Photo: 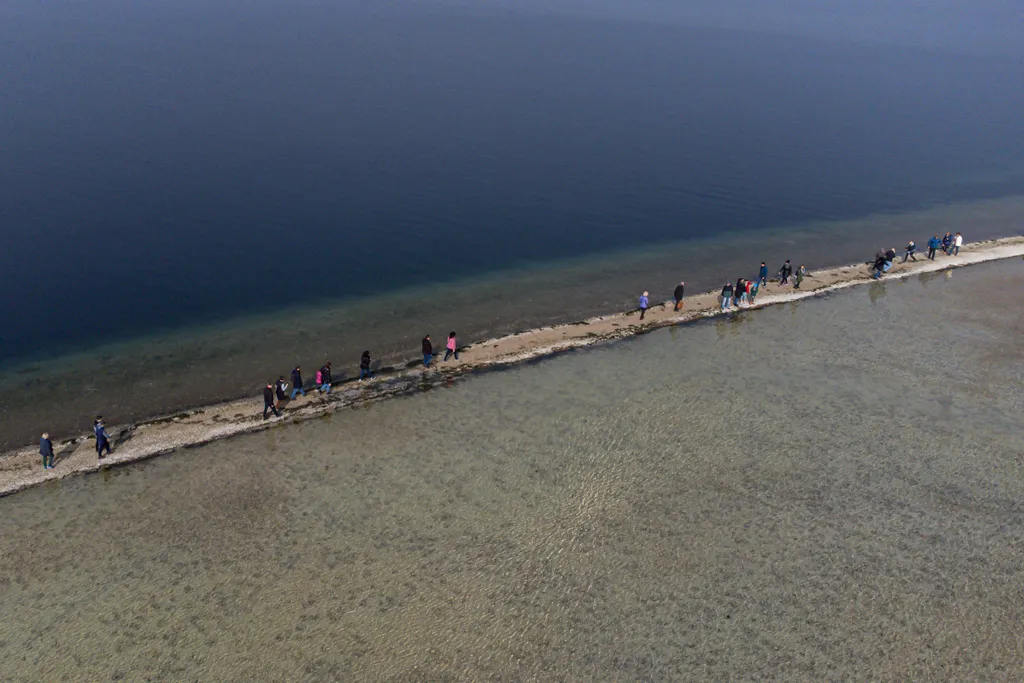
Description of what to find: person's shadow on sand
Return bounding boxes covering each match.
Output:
[53,440,80,467]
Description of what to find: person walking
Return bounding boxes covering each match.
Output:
[758,262,769,288]
[902,241,917,262]
[40,432,55,469]
[275,376,288,404]
[927,235,941,260]
[872,252,887,279]
[444,332,459,361]
[941,232,953,254]
[263,382,280,419]
[422,335,433,367]
[317,362,332,393]
[638,291,649,320]
[778,260,792,286]
[877,248,896,277]
[95,417,112,458]
[673,281,685,311]
[794,264,807,289]
[721,282,733,311]
[359,350,373,380]
[290,365,305,400]
[952,232,963,255]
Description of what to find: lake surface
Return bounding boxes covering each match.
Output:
[2,0,1023,359]
[2,258,1022,680]
[2,1,1023,445]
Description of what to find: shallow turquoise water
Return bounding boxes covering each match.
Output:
[1,259,1022,680]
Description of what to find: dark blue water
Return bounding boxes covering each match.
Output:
[2,0,1023,363]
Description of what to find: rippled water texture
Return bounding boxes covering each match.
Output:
[1,259,1022,680]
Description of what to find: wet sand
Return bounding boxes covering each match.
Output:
[2,235,1021,498]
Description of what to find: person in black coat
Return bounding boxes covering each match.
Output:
[290,366,305,400]
[360,351,373,380]
[317,362,333,393]
[778,260,793,285]
[673,281,686,311]
[263,383,280,419]
[422,336,433,367]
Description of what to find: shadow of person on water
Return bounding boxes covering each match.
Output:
[868,281,888,305]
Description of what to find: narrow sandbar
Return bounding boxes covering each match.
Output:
[2,236,1021,498]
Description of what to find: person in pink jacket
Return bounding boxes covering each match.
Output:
[444,331,459,361]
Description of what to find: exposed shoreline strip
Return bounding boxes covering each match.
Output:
[2,236,1022,498]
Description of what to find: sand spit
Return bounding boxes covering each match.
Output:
[2,236,1022,498]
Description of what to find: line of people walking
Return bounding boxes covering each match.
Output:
[38,331,466,471]
[261,331,462,422]
[878,231,965,279]
[39,232,969,471]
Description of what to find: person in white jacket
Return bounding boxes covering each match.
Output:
[952,232,963,255]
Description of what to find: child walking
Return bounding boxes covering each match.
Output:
[444,332,459,361]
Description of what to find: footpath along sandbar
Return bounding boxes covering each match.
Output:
[2,236,1022,498]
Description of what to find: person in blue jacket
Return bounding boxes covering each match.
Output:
[40,433,55,469]
[638,291,649,320]
[94,417,112,458]
[758,262,769,288]
[927,235,942,260]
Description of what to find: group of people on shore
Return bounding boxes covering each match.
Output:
[36,331,466,469]
[636,259,808,317]
[717,260,806,311]
[37,417,112,469]
[875,231,964,279]
[260,332,461,420]
[37,232,969,470]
